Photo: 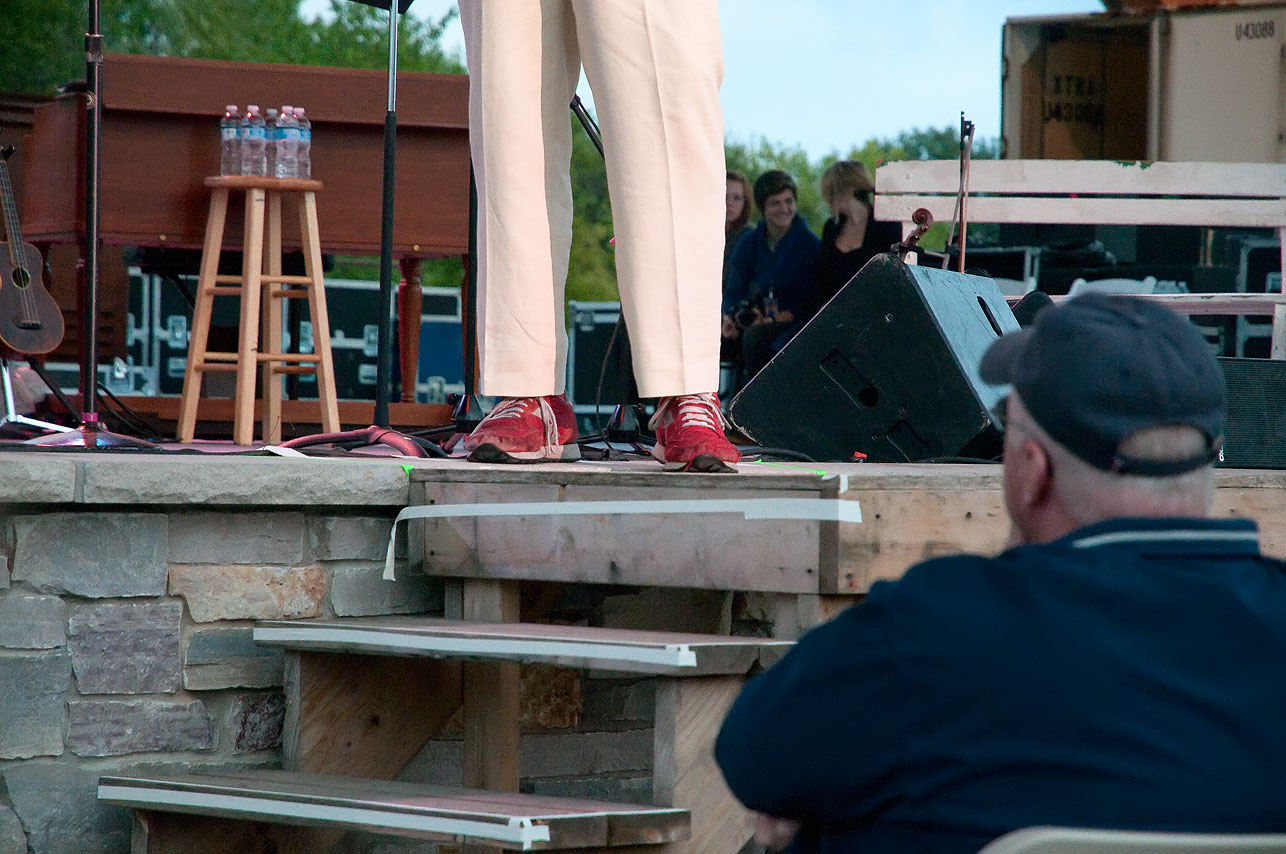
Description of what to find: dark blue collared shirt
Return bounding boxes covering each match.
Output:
[722,214,821,318]
[716,517,1286,854]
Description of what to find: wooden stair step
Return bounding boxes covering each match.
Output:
[99,769,689,850]
[254,616,793,676]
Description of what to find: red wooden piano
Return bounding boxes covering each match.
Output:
[19,53,471,427]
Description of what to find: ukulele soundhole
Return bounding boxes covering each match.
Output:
[11,267,30,288]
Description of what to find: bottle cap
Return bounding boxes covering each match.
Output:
[295,107,305,117]
[248,104,260,112]
[282,105,293,113]
[225,104,237,112]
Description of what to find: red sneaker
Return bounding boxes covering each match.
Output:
[465,395,580,463]
[648,392,740,473]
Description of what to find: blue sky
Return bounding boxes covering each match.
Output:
[305,1,1106,157]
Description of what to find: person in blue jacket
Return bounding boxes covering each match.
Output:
[715,293,1286,854]
[721,170,821,380]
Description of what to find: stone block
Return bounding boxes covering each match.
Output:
[3,761,131,854]
[521,729,653,778]
[169,564,325,622]
[0,554,9,589]
[11,513,167,598]
[403,729,654,785]
[227,691,286,753]
[0,455,78,503]
[67,698,214,757]
[579,678,655,730]
[67,599,182,694]
[168,512,306,565]
[0,593,66,649]
[309,516,402,561]
[526,776,652,806]
[183,625,284,690]
[0,804,25,854]
[0,651,70,759]
[81,455,411,506]
[328,562,440,618]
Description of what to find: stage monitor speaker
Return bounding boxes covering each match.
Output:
[727,254,1020,463]
[1216,357,1286,469]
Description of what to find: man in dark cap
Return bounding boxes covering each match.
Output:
[715,294,1286,854]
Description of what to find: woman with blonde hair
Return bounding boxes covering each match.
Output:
[724,169,755,277]
[816,160,902,308]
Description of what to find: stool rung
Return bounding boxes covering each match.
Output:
[202,352,239,362]
[192,363,239,373]
[207,286,244,297]
[213,275,243,285]
[271,366,319,376]
[256,353,321,363]
[261,274,313,286]
[269,288,312,299]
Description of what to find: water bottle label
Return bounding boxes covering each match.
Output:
[284,128,301,141]
[221,127,237,141]
[300,129,311,142]
[245,126,266,140]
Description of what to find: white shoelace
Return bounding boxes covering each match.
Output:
[647,392,729,433]
[480,396,561,455]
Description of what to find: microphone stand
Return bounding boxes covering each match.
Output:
[34,0,153,449]
[283,0,433,457]
[569,95,641,445]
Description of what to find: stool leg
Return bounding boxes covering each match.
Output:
[177,188,229,443]
[298,191,340,433]
[262,191,284,445]
[235,188,266,446]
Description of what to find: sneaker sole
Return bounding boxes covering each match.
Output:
[661,454,738,474]
[467,443,581,464]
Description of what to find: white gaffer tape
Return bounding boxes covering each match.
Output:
[383,497,862,580]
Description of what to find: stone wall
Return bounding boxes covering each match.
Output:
[0,453,436,854]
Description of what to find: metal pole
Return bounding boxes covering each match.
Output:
[373,3,399,428]
[82,0,104,420]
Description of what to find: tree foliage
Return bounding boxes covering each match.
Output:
[1,0,462,97]
[1,2,997,297]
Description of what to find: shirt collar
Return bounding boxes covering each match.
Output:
[1056,517,1261,556]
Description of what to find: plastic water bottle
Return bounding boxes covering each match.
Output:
[295,107,312,179]
[219,105,240,175]
[240,104,267,177]
[276,106,300,179]
[263,108,280,179]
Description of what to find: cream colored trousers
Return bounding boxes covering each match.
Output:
[459,0,726,398]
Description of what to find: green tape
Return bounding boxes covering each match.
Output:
[749,460,829,476]
[401,464,415,476]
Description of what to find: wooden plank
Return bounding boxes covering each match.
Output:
[283,651,461,777]
[105,770,690,850]
[876,195,1286,229]
[112,396,452,434]
[832,486,1009,595]
[876,159,1286,198]
[653,676,754,854]
[254,617,792,676]
[461,580,521,794]
[419,481,828,594]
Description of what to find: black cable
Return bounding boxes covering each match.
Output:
[593,315,624,436]
[96,380,158,438]
[914,455,1001,465]
[738,446,818,463]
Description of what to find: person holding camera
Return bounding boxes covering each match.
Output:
[721,170,821,381]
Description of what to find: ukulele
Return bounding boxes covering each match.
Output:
[0,146,64,357]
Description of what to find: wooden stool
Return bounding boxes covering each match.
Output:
[178,176,340,445]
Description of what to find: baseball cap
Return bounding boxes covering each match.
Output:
[980,293,1226,476]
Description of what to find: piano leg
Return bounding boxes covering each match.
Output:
[398,257,423,404]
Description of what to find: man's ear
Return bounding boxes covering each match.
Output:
[1013,436,1054,515]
